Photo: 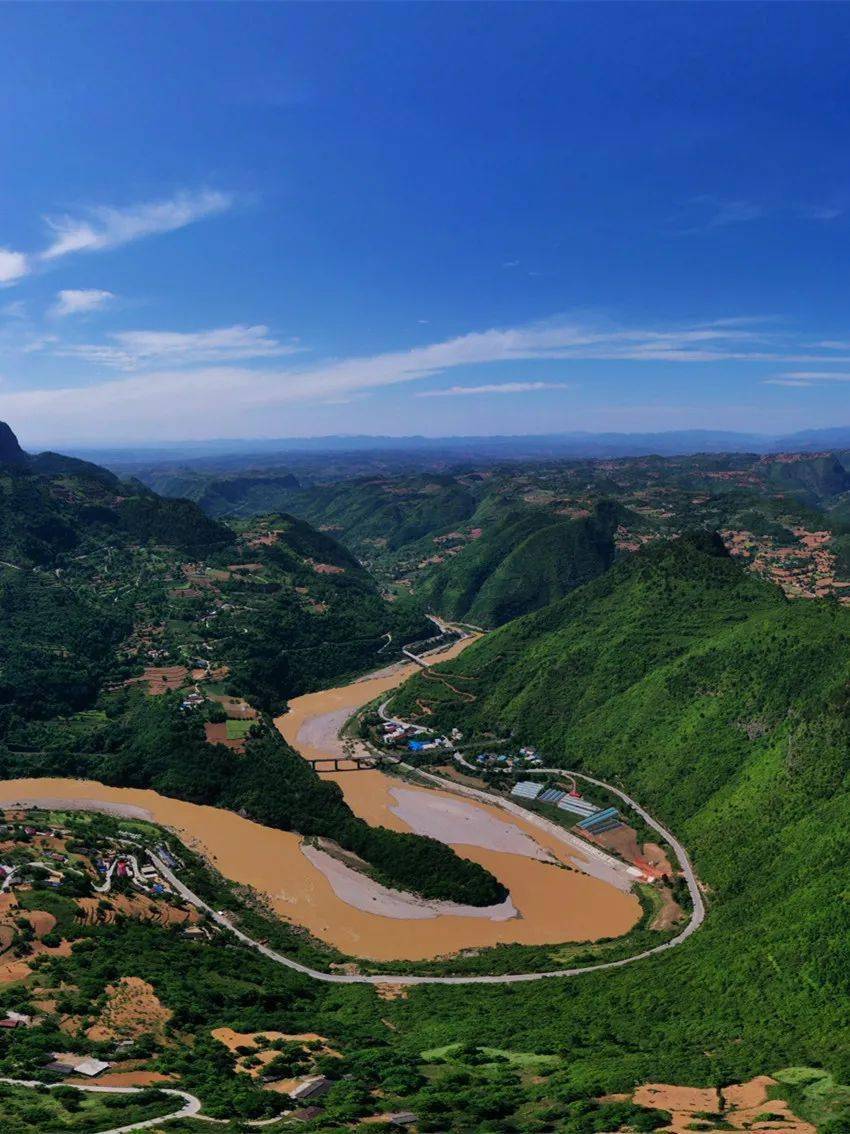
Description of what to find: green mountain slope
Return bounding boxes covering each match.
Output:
[389,534,850,1080]
[0,425,502,907]
[193,472,302,517]
[291,473,479,551]
[0,450,425,711]
[762,453,850,503]
[419,499,620,625]
[142,467,480,547]
[139,463,633,627]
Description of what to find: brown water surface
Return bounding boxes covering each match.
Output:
[0,633,639,961]
[273,636,641,957]
[0,776,638,959]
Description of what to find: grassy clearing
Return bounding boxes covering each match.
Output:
[225,718,252,740]
[15,889,80,938]
[421,1041,562,1067]
[0,1083,176,1133]
[771,1068,850,1128]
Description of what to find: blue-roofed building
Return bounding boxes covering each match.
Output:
[577,807,621,833]
[538,788,566,805]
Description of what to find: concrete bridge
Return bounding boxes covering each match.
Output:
[303,753,395,772]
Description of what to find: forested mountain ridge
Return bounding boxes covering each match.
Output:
[417,498,623,625]
[0,424,505,906]
[761,452,850,504]
[388,533,850,1080]
[139,466,627,625]
[134,447,850,627]
[0,424,426,712]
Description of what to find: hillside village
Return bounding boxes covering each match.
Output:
[181,449,850,617]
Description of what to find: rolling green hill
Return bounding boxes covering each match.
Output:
[288,473,480,551]
[0,441,427,713]
[388,533,850,1083]
[761,453,850,503]
[418,499,621,625]
[176,470,625,627]
[0,424,504,907]
[142,466,480,544]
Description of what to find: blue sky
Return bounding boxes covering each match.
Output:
[2,2,850,446]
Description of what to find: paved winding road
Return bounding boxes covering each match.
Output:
[148,622,706,986]
[150,760,704,986]
[0,1077,202,1133]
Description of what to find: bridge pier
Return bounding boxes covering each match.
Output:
[304,755,379,772]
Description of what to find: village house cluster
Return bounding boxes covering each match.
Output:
[722,526,850,603]
[379,720,547,775]
[380,721,460,753]
[0,818,85,893]
[470,746,544,772]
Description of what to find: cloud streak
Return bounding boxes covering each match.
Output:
[765,370,850,387]
[763,379,816,388]
[416,381,571,397]
[55,323,299,369]
[675,198,844,234]
[0,190,236,285]
[40,190,234,261]
[4,313,847,443]
[0,249,29,285]
[52,289,115,318]
[674,197,765,234]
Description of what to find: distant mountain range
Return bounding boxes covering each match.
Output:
[57,425,850,467]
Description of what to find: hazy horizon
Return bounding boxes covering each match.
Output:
[11,421,849,466]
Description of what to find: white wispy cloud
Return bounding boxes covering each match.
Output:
[56,323,298,369]
[676,197,765,233]
[0,190,236,288]
[766,370,850,385]
[0,249,29,285]
[798,204,843,221]
[707,200,764,227]
[763,379,816,388]
[4,313,846,443]
[677,197,844,234]
[416,381,571,398]
[51,289,115,318]
[40,189,234,261]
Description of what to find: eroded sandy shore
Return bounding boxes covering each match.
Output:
[0,777,639,960]
[301,844,519,921]
[0,628,641,962]
[274,638,642,956]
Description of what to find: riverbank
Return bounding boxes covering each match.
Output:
[0,776,640,961]
[274,631,643,956]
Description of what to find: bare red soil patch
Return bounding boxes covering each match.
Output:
[204,722,244,752]
[127,666,189,695]
[87,976,172,1043]
[632,1077,814,1134]
[81,1070,175,1088]
[76,893,197,929]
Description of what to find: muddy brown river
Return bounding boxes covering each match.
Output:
[0,639,640,962]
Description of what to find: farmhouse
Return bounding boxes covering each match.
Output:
[288,1075,333,1102]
